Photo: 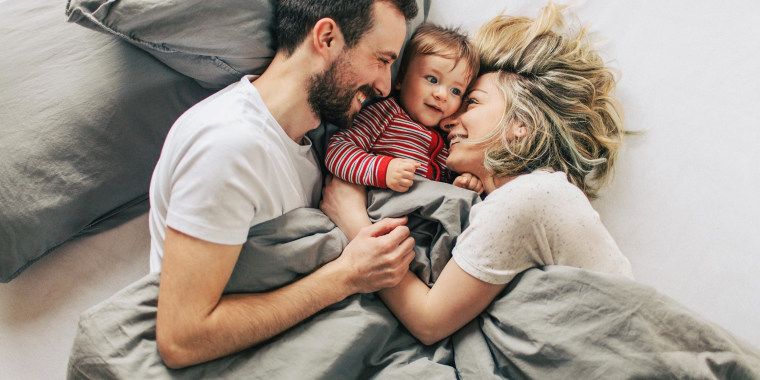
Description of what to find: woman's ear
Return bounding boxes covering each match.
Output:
[311,18,345,61]
[510,120,528,139]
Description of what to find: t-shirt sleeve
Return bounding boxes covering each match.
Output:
[452,184,551,285]
[165,128,266,245]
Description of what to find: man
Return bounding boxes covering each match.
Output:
[148,0,419,369]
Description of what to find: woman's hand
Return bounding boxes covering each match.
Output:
[453,172,484,194]
[320,175,372,240]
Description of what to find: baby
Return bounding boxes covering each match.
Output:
[325,23,481,193]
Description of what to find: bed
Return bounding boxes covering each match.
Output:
[1,0,759,378]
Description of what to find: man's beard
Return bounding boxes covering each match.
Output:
[307,57,373,129]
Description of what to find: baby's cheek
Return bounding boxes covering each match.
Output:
[444,99,463,118]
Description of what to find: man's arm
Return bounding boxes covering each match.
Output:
[156,218,414,369]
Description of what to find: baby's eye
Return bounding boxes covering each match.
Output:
[425,75,438,84]
[451,88,462,96]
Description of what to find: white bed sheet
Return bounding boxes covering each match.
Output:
[1,1,759,379]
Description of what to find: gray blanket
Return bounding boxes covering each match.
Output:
[67,179,760,379]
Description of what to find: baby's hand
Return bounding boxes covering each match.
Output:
[386,158,420,192]
[454,173,484,194]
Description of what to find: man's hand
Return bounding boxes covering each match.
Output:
[386,158,420,192]
[333,217,416,294]
[453,172,484,194]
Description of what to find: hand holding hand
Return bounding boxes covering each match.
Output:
[453,172,484,194]
[386,158,420,192]
[336,217,416,293]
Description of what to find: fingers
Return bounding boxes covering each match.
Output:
[343,218,417,292]
[473,180,484,194]
[454,173,484,194]
[392,158,420,177]
[365,217,408,237]
[389,178,414,192]
[401,159,421,172]
[399,237,416,266]
[454,174,471,188]
[388,159,420,192]
[389,237,416,286]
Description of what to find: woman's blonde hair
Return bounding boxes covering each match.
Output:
[474,2,624,198]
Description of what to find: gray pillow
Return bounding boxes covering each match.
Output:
[0,0,213,282]
[65,0,276,89]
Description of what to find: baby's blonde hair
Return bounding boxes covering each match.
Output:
[474,2,624,198]
[397,23,480,86]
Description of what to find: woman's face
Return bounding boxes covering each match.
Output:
[442,72,506,177]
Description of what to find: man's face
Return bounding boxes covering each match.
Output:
[307,1,407,128]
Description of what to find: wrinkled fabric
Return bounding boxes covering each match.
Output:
[68,179,477,379]
[67,178,760,379]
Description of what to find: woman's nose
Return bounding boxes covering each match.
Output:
[439,113,460,133]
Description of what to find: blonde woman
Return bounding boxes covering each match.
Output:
[321,3,634,345]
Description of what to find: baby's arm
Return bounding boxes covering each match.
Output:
[325,101,397,189]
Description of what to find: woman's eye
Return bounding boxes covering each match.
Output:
[465,98,478,108]
[425,75,438,84]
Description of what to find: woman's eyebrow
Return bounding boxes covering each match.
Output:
[466,89,488,96]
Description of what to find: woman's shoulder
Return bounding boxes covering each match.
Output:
[493,170,577,199]
[484,170,588,218]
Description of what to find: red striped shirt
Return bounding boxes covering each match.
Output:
[326,97,449,189]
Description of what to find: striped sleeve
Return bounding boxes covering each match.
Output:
[325,100,398,188]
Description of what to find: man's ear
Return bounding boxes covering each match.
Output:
[310,18,345,61]
[394,69,405,91]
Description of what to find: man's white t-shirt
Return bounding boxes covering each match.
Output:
[453,170,634,285]
[148,76,321,272]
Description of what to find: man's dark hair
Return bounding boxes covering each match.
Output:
[275,0,418,56]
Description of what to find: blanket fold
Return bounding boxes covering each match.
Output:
[67,178,760,379]
[454,266,760,379]
[68,179,477,379]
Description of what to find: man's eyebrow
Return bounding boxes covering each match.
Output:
[379,51,398,61]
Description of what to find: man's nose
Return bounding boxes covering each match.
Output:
[374,66,393,98]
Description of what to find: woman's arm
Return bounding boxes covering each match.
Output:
[321,175,506,345]
[378,259,506,345]
[320,175,373,240]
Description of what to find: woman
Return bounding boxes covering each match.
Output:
[321,3,634,345]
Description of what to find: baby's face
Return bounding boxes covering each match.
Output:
[396,54,470,128]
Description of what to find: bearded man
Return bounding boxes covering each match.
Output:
[146,0,419,369]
